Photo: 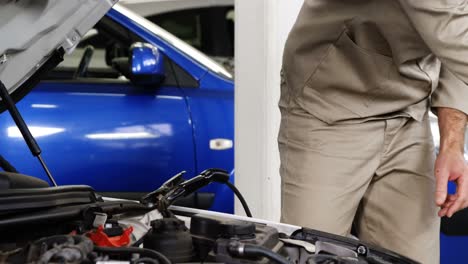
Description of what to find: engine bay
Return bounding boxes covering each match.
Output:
[0,170,418,264]
[0,209,419,264]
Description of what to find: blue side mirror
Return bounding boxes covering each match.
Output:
[130,42,165,86]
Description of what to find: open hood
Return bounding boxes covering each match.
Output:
[0,0,118,111]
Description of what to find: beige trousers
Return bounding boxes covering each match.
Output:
[279,103,440,264]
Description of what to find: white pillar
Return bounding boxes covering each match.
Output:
[234,0,303,221]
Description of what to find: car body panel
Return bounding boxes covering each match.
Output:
[181,73,234,213]
[441,234,468,263]
[0,82,197,192]
[439,181,468,263]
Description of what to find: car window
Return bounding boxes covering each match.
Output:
[47,16,142,81]
[114,4,232,80]
[151,9,203,50]
[45,16,196,88]
[147,6,234,58]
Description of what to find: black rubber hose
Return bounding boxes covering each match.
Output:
[0,154,18,173]
[243,245,291,264]
[228,242,291,264]
[94,246,171,264]
[225,181,253,217]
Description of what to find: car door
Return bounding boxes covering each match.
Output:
[0,15,197,196]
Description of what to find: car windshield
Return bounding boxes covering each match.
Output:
[113,4,233,80]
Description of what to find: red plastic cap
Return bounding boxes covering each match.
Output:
[87,225,134,247]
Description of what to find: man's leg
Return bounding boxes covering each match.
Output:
[279,105,385,236]
[355,117,440,264]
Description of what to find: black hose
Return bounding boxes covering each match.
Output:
[244,245,291,264]
[228,242,291,264]
[225,181,253,217]
[0,154,18,173]
[94,246,171,264]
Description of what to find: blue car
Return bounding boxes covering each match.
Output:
[0,5,234,214]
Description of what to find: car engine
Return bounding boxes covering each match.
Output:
[0,169,418,264]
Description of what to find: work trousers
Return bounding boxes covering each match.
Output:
[279,102,440,264]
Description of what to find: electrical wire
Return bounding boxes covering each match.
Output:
[94,246,171,264]
[225,181,253,217]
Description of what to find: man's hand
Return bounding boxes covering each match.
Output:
[435,149,467,217]
[435,108,468,218]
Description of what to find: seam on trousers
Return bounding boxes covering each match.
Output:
[365,119,386,240]
[360,196,378,245]
[280,112,291,179]
[380,118,412,161]
[279,81,293,222]
[377,120,387,170]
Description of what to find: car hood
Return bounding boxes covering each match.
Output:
[0,0,117,111]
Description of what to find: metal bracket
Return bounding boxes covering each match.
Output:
[61,30,82,54]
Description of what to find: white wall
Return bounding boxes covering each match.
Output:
[235,0,303,221]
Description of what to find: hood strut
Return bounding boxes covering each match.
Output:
[0,80,57,187]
